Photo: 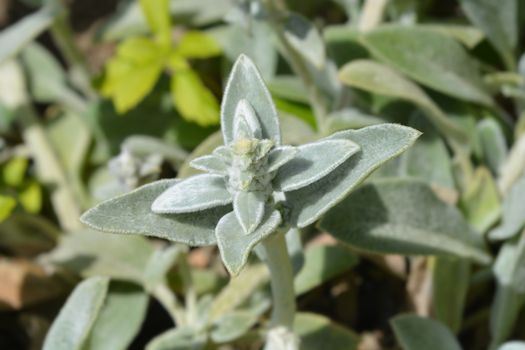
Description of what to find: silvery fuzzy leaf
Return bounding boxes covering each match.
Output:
[274,139,360,192]
[233,99,262,140]
[221,55,281,145]
[268,146,298,172]
[489,174,525,241]
[145,327,206,350]
[321,179,491,264]
[210,310,260,343]
[81,180,230,246]
[213,145,232,163]
[233,191,266,234]
[151,174,231,214]
[189,155,228,175]
[283,13,326,69]
[216,209,282,275]
[286,124,421,228]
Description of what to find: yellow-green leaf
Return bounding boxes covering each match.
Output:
[139,0,171,46]
[19,180,42,214]
[2,157,28,187]
[102,37,165,114]
[171,69,219,126]
[0,195,16,222]
[176,31,221,59]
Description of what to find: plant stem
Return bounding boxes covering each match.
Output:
[265,0,330,133]
[358,0,389,32]
[179,253,198,326]
[261,231,296,329]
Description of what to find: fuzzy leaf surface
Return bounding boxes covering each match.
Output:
[210,310,259,343]
[85,282,148,350]
[221,55,280,145]
[43,277,109,350]
[286,124,421,228]
[321,179,491,264]
[283,13,325,68]
[146,327,206,350]
[267,146,297,172]
[489,174,525,240]
[233,191,265,234]
[274,138,360,192]
[391,315,462,350]
[216,210,281,275]
[151,174,231,214]
[81,180,229,246]
[361,25,492,106]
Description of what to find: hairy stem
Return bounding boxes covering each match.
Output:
[261,231,296,329]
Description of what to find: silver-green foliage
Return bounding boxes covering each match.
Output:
[81,54,420,275]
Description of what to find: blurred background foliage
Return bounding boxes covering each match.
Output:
[0,0,524,349]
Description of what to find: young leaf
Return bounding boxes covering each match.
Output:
[233,191,265,234]
[171,69,220,126]
[321,179,491,264]
[81,180,230,246]
[286,124,421,228]
[274,138,360,192]
[216,210,281,275]
[221,55,281,145]
[139,0,171,45]
[283,13,326,68]
[85,282,148,350]
[189,155,228,175]
[294,312,359,350]
[338,59,468,145]
[233,99,262,139]
[489,174,525,240]
[267,146,297,172]
[459,0,518,68]
[391,314,462,350]
[151,174,231,214]
[361,25,493,106]
[43,277,110,350]
[101,37,164,113]
[176,31,221,58]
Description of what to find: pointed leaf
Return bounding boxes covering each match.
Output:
[176,31,221,58]
[43,277,110,350]
[275,139,360,192]
[459,0,518,67]
[210,310,259,343]
[361,26,493,106]
[81,180,229,246]
[338,59,468,144]
[391,315,462,350]
[179,131,224,178]
[286,124,421,228]
[221,55,281,145]
[216,210,282,275]
[477,119,508,176]
[294,312,359,350]
[233,191,266,234]
[233,99,262,139]
[0,6,59,64]
[489,174,525,240]
[189,155,228,175]
[171,69,220,126]
[86,282,148,350]
[146,327,206,350]
[283,13,326,68]
[321,179,491,264]
[268,146,298,173]
[0,195,16,222]
[152,174,231,214]
[139,0,171,45]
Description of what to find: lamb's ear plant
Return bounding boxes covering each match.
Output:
[81,54,420,347]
